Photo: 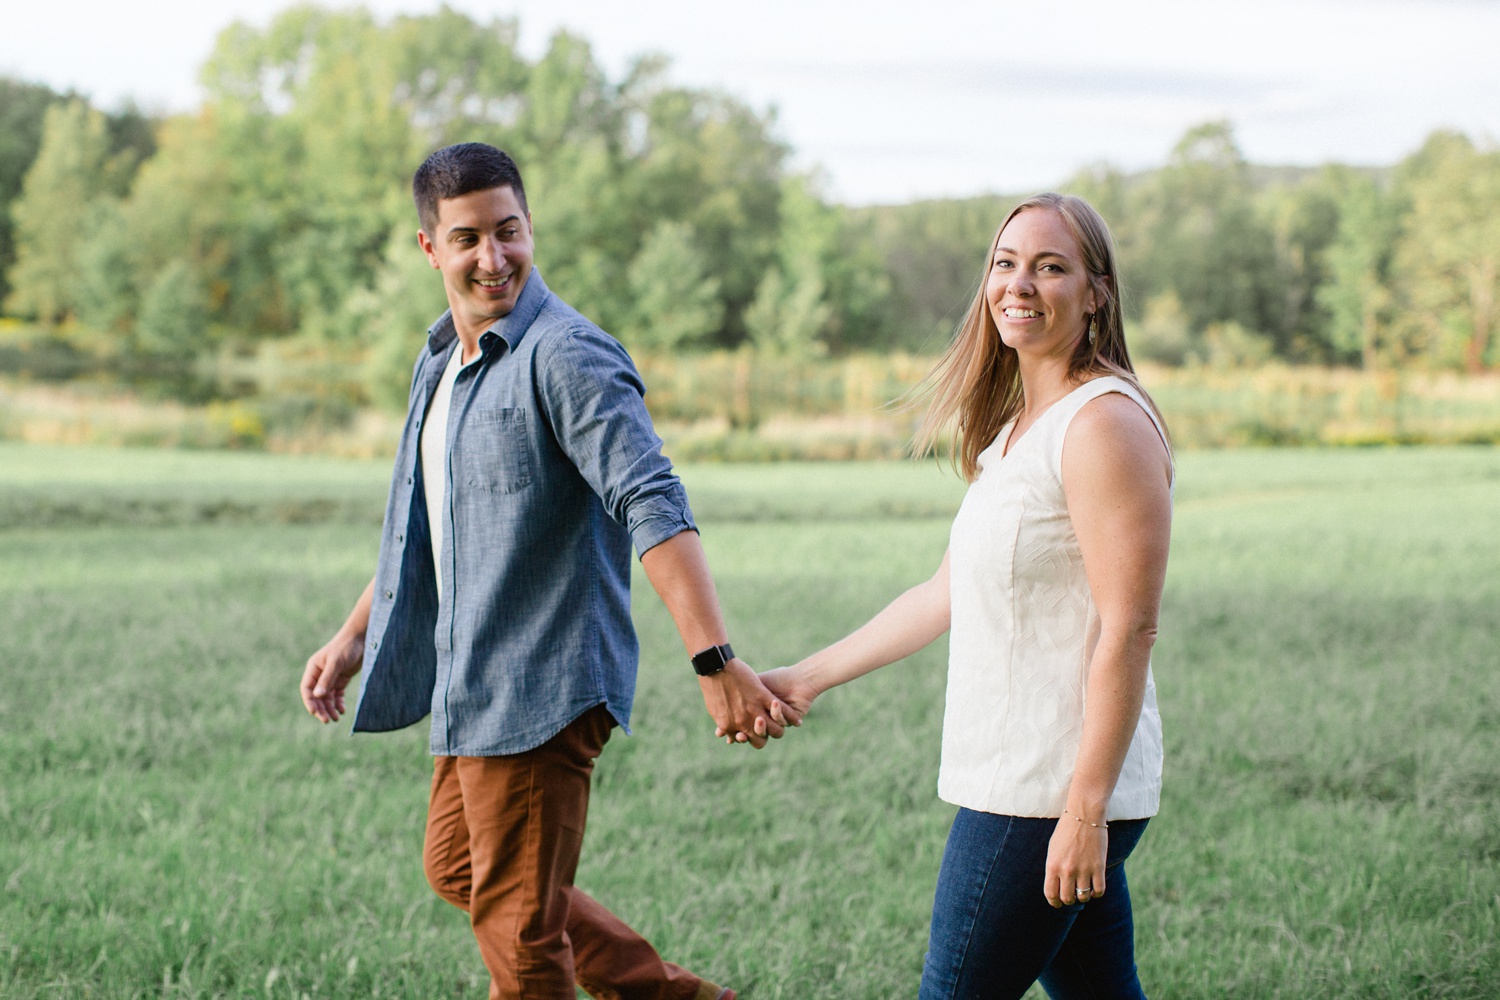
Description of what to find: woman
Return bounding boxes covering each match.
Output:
[759,193,1172,999]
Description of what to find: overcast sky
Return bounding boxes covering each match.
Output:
[3,0,1498,204]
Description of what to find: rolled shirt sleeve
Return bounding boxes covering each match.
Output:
[535,321,696,556]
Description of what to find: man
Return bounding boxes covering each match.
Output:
[300,142,791,1000]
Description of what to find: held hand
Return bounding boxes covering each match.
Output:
[300,631,365,724]
[699,658,800,749]
[758,666,819,727]
[1043,812,1109,908]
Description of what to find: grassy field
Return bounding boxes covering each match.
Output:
[1,442,1497,998]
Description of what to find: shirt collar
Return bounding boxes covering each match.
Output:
[424,266,550,359]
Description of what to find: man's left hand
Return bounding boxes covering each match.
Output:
[700,658,801,749]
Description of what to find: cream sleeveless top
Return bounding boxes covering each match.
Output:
[938,375,1168,820]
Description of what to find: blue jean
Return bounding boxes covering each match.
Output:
[919,810,1150,1000]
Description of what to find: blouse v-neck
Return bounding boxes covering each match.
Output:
[998,377,1103,460]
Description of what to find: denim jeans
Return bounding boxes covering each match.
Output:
[919,810,1150,1000]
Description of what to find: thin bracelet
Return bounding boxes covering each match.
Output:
[1062,807,1108,829]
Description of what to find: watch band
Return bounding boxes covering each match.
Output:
[690,642,735,676]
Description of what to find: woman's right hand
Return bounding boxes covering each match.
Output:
[759,666,820,727]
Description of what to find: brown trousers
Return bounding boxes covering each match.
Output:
[423,705,704,1000]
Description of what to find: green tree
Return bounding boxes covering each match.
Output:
[135,259,211,355]
[817,205,892,354]
[199,7,424,343]
[1259,167,1348,361]
[0,78,74,306]
[108,109,286,353]
[0,80,155,309]
[1391,131,1500,372]
[5,101,123,324]
[626,77,786,347]
[744,269,829,357]
[181,8,789,354]
[74,200,136,338]
[1135,122,1280,353]
[1316,170,1398,369]
[744,176,837,357]
[1130,291,1198,366]
[352,225,451,411]
[621,220,722,352]
[0,6,891,374]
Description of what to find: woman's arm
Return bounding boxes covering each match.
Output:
[1046,392,1172,908]
[758,549,952,722]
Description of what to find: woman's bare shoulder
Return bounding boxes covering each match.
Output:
[1065,390,1171,484]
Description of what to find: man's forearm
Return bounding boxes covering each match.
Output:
[639,529,792,743]
[638,530,727,654]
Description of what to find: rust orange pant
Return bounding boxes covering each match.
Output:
[423,705,704,1000]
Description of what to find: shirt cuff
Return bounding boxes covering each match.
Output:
[628,489,698,557]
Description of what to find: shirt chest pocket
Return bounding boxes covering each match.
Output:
[459,407,533,494]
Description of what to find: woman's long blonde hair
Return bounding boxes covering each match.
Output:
[911,192,1167,480]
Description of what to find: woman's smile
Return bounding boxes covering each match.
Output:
[986,208,1098,357]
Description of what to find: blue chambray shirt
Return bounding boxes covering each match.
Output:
[351,268,697,755]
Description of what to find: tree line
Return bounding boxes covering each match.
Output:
[2,5,1497,410]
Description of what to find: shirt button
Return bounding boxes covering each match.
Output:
[406,475,413,485]
[384,590,393,600]
[396,533,404,543]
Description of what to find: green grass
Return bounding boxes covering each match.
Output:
[1,442,1497,998]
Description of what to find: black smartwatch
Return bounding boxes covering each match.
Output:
[691,642,735,677]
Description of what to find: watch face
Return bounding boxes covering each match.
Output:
[693,644,732,675]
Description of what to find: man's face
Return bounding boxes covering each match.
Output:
[417,185,534,339]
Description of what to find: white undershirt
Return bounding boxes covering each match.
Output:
[419,344,472,600]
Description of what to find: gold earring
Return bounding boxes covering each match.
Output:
[1088,315,1098,344]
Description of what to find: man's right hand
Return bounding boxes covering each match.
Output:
[300,630,365,724]
[302,579,376,724]
[700,658,800,749]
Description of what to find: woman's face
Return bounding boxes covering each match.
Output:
[986,208,1098,360]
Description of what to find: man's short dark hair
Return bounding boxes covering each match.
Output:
[412,143,528,234]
